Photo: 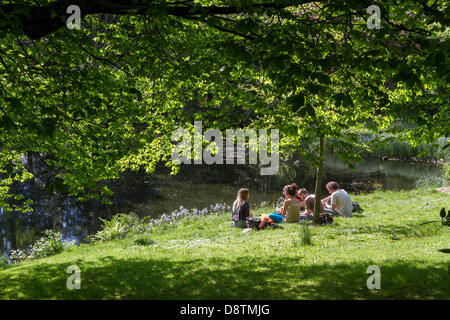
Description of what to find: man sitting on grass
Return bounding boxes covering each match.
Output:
[321,181,353,217]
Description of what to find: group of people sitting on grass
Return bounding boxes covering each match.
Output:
[231,181,353,229]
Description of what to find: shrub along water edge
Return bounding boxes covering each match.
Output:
[8,230,66,264]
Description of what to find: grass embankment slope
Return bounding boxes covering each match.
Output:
[0,189,449,299]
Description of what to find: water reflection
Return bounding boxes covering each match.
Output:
[0,157,443,257]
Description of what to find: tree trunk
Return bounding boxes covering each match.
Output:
[313,137,324,224]
[8,212,17,250]
[27,151,35,185]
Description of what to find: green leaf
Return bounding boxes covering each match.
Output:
[288,93,305,112]
[333,93,345,107]
[129,88,143,100]
[316,73,331,85]
[306,105,316,117]
[342,94,354,107]
[41,118,57,137]
[299,104,315,118]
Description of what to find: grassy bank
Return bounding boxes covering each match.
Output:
[0,189,449,299]
[326,134,449,162]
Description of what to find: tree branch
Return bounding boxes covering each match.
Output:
[0,0,300,40]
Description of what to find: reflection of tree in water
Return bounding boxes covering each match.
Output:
[0,200,92,258]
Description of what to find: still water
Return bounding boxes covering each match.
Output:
[0,157,443,256]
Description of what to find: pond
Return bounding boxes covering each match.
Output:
[0,157,443,257]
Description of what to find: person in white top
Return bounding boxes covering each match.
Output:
[321,181,353,217]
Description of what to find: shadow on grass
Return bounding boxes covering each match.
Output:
[1,255,449,300]
[349,212,366,218]
[337,223,443,239]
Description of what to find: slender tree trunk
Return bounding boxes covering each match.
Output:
[313,137,324,224]
[8,212,17,249]
[27,151,35,185]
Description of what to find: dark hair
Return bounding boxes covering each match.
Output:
[291,183,299,192]
[298,188,308,195]
[283,183,297,196]
[326,181,340,191]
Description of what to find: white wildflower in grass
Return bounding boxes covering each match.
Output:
[7,230,64,264]
[154,238,215,250]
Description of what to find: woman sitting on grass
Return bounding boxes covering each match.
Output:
[232,188,252,228]
[270,184,301,223]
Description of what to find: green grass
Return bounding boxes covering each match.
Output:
[0,189,449,300]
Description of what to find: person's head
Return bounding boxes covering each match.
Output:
[297,188,308,201]
[283,184,297,199]
[233,188,249,210]
[305,196,315,211]
[326,181,340,194]
[291,183,299,192]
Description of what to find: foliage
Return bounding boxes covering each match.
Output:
[94,203,232,242]
[415,175,446,189]
[344,133,450,161]
[0,151,34,212]
[418,207,450,238]
[27,230,65,259]
[83,234,98,244]
[8,249,27,264]
[440,207,450,226]
[0,0,447,205]
[435,138,450,161]
[133,234,155,246]
[95,212,142,241]
[301,221,312,246]
[442,162,450,184]
[0,256,8,269]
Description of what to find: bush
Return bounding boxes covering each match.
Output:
[27,230,64,259]
[133,234,155,246]
[95,212,143,241]
[436,137,450,161]
[8,230,64,264]
[0,255,9,268]
[349,131,449,161]
[9,249,27,264]
[415,175,446,189]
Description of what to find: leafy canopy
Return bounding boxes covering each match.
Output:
[0,0,448,206]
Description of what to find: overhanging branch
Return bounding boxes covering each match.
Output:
[0,0,300,40]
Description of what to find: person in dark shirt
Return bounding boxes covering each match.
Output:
[232,188,252,228]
